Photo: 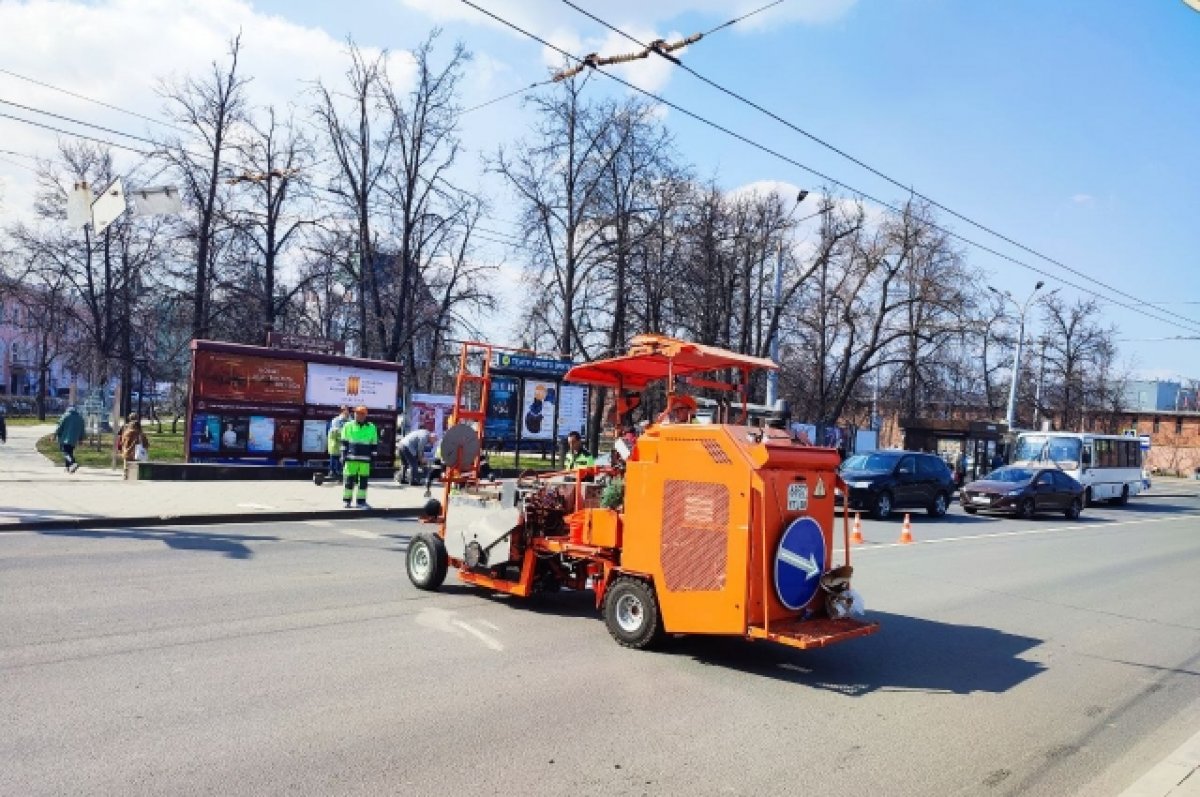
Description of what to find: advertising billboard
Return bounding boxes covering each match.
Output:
[409,393,456,436]
[556,384,589,437]
[484,375,521,442]
[193,351,306,404]
[521,379,557,441]
[305,363,399,410]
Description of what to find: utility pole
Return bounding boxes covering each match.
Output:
[766,238,785,408]
[1033,338,1046,429]
[989,281,1046,430]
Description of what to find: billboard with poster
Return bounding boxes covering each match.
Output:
[193,351,306,404]
[555,384,589,437]
[187,340,403,466]
[305,363,399,411]
[521,379,557,441]
[484,376,521,442]
[409,393,456,436]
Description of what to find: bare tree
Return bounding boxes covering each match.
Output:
[1038,295,1116,430]
[158,33,249,341]
[223,105,315,338]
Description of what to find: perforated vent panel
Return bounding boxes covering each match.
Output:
[668,437,733,465]
[661,480,730,592]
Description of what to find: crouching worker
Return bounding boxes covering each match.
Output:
[340,405,378,509]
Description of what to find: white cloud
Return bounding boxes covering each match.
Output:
[1071,193,1095,206]
[0,0,407,218]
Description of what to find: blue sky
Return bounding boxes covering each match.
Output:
[2,0,1197,379]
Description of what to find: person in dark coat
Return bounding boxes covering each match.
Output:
[55,406,86,473]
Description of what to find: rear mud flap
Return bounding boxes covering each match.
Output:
[747,617,879,650]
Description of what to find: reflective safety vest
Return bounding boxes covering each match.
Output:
[565,448,593,469]
[340,420,378,462]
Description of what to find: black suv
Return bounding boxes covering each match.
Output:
[839,450,957,519]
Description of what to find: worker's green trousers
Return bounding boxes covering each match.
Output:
[343,460,370,504]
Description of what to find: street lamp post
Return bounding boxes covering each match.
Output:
[989,281,1045,430]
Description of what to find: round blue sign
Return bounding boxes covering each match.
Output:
[774,517,827,611]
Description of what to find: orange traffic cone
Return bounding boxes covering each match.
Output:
[898,513,914,544]
[851,513,864,545]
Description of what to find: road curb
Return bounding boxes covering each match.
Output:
[1120,725,1200,797]
[0,506,430,533]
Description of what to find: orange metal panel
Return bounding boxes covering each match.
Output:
[582,508,621,548]
[621,426,752,635]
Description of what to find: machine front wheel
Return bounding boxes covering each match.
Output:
[407,532,448,591]
[603,577,664,650]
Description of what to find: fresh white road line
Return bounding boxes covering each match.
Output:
[841,513,1200,553]
[338,527,381,540]
[303,520,334,527]
[451,619,504,651]
[1119,723,1200,797]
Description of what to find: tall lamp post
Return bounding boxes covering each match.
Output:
[989,281,1045,430]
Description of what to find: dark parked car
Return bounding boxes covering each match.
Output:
[839,451,957,520]
[960,466,1084,519]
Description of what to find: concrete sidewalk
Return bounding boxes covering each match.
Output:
[0,424,434,531]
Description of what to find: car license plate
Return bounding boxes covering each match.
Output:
[788,483,809,511]
[972,495,991,505]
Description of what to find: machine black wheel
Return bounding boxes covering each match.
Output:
[1018,498,1036,520]
[963,505,978,515]
[1112,485,1130,506]
[1065,497,1083,520]
[407,532,448,591]
[1084,487,1093,507]
[873,491,894,521]
[927,492,949,518]
[603,577,664,650]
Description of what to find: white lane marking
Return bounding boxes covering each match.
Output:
[842,513,1200,553]
[236,502,276,510]
[1118,723,1200,797]
[451,619,504,651]
[478,619,501,632]
[303,520,334,528]
[339,527,380,540]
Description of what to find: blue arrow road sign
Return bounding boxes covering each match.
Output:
[774,516,827,611]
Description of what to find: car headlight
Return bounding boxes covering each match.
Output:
[848,481,874,489]
[1006,489,1023,496]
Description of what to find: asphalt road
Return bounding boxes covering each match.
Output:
[2,486,1199,796]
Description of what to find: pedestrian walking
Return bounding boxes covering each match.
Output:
[55,405,86,473]
[326,406,350,480]
[0,406,7,444]
[396,427,433,486]
[119,413,149,477]
[340,405,378,508]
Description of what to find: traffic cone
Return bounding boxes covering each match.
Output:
[851,513,864,545]
[898,513,914,544]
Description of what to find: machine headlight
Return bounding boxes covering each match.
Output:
[1006,489,1023,497]
[848,481,874,489]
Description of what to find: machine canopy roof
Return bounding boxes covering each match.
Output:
[564,334,778,390]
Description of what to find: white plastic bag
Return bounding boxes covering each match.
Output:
[134,443,147,462]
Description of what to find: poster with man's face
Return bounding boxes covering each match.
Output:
[522,380,556,440]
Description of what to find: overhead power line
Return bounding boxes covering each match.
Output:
[0,67,187,134]
[557,1,1200,335]
[458,0,1200,337]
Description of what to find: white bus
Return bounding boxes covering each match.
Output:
[1011,432,1146,505]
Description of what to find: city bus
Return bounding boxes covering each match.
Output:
[1010,431,1146,506]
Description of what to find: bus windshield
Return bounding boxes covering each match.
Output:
[1013,435,1082,469]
